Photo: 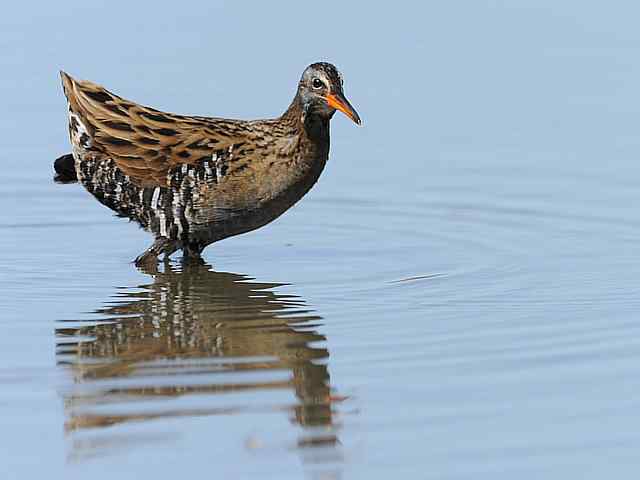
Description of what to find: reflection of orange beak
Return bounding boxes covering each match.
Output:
[325,92,362,125]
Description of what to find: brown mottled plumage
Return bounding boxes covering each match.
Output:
[55,63,361,265]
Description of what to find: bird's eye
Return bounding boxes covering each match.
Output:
[312,78,324,89]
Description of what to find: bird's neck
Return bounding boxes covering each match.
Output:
[280,95,331,152]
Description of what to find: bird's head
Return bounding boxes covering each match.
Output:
[298,62,361,125]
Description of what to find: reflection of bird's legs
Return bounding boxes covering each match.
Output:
[182,242,205,265]
[134,237,177,268]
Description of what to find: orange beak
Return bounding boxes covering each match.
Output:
[325,92,362,125]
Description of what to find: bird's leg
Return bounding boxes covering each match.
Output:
[163,243,178,261]
[182,242,205,265]
[134,237,176,268]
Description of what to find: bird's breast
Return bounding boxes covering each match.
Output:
[190,136,329,241]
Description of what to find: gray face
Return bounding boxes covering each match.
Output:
[297,62,361,125]
[300,62,343,92]
[298,63,344,118]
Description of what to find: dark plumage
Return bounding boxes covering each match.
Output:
[53,154,77,183]
[55,62,361,265]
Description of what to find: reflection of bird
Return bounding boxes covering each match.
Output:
[56,263,338,439]
[54,63,361,265]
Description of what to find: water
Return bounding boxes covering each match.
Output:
[2,1,640,478]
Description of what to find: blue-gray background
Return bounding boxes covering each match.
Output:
[2,1,640,479]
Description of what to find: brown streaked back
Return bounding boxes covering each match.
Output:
[60,72,245,187]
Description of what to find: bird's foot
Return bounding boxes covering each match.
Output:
[134,238,177,270]
[181,253,205,266]
[181,243,205,266]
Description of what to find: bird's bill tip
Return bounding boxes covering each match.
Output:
[325,93,362,126]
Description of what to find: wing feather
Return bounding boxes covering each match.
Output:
[61,71,241,186]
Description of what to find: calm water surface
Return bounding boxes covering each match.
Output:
[2,2,640,479]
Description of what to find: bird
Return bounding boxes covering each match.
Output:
[54,62,361,266]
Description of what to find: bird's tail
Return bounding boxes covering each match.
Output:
[53,153,77,183]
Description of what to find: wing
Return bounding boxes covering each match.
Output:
[61,71,244,187]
